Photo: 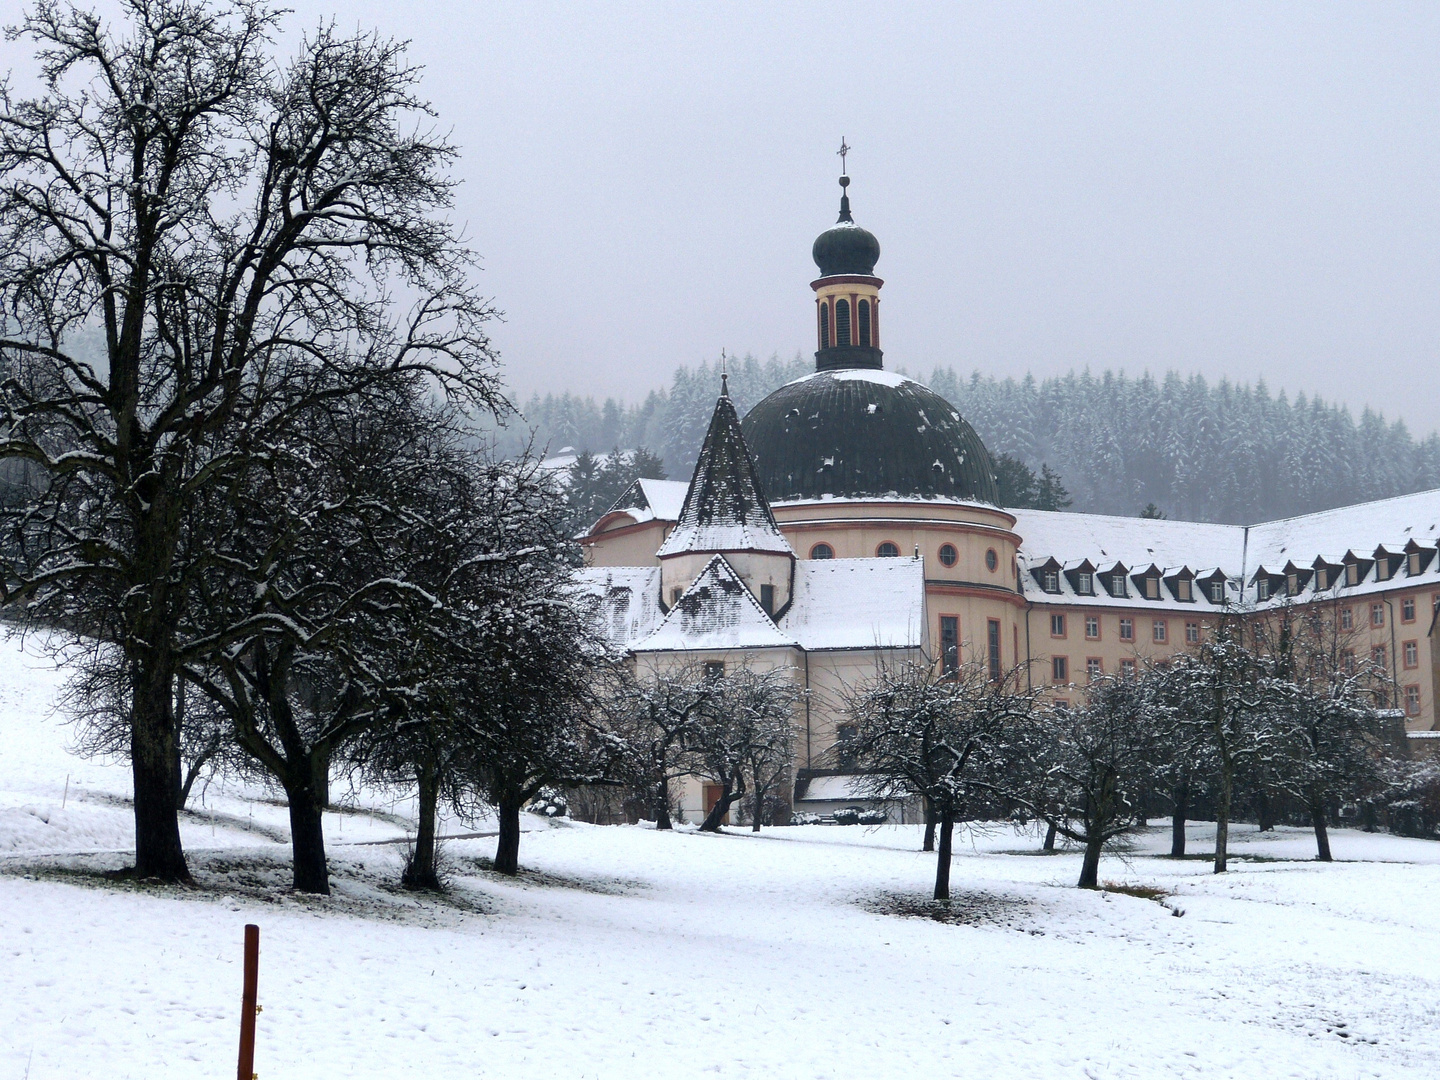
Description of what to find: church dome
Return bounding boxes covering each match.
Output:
[741,369,999,505]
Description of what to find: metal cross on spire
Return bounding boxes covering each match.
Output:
[837,137,850,176]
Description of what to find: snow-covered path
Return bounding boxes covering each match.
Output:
[4,634,1440,1079]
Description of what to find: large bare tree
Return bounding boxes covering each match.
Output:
[0,1,500,880]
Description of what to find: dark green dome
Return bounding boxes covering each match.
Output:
[741,370,999,504]
[812,220,880,277]
[812,181,880,277]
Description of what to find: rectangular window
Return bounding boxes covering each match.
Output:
[704,661,725,681]
[1404,640,1419,669]
[940,615,959,675]
[1342,650,1356,676]
[1053,699,1070,712]
[1287,573,1299,596]
[1257,579,1270,601]
[1209,581,1224,603]
[1086,657,1103,681]
[1340,607,1353,630]
[1177,578,1192,601]
[1085,615,1100,640]
[1346,563,1359,586]
[1153,619,1167,643]
[1077,572,1093,595]
[1315,568,1329,590]
[1405,685,1422,716]
[1372,645,1387,669]
[1371,602,1385,628]
[1378,559,1392,582]
[1145,577,1159,600]
[1050,613,1066,638]
[1402,597,1416,623]
[1120,658,1137,678]
[759,583,775,615]
[1111,573,1127,597]
[1052,656,1068,682]
[1119,618,1134,642]
[1185,621,1200,644]
[987,619,1001,683]
[1409,552,1423,576]
[1043,570,1060,592]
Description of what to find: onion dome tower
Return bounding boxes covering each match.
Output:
[741,154,999,505]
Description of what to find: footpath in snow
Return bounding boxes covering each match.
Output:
[3,632,1440,1080]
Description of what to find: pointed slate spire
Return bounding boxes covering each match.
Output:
[656,383,793,557]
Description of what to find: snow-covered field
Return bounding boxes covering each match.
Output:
[4,633,1440,1079]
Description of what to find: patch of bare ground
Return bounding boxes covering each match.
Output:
[862,890,1038,931]
[463,857,646,896]
[1101,880,1186,916]
[1,848,494,925]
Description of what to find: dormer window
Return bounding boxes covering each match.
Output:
[1077,572,1093,595]
[1111,573,1127,597]
[1287,572,1299,596]
[1144,576,1159,600]
[1043,570,1060,593]
[1315,568,1328,590]
[1409,551,1423,576]
[1177,578,1192,601]
[1377,559,1392,582]
[1209,581,1224,603]
[1346,563,1359,586]
[1257,579,1270,601]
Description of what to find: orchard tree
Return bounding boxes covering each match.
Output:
[1016,677,1168,888]
[609,663,715,829]
[846,658,1038,900]
[0,0,502,881]
[690,666,798,833]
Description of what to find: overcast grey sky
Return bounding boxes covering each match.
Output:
[7,2,1440,434]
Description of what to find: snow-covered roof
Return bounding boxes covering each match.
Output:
[1247,489,1440,568]
[573,566,665,646]
[634,556,798,653]
[796,775,876,803]
[656,391,793,557]
[1013,488,1440,611]
[780,557,926,650]
[599,478,688,527]
[783,368,913,390]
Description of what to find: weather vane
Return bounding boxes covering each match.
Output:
[837,137,850,176]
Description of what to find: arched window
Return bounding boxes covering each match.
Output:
[835,298,851,346]
[876,541,900,558]
[818,302,829,349]
[938,543,958,568]
[809,542,834,560]
[857,299,871,347]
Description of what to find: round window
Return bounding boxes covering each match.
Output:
[876,541,900,558]
[985,548,999,572]
[938,543,958,568]
[810,542,834,560]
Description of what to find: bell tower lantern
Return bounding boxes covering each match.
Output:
[811,141,883,372]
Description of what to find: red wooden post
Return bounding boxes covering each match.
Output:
[237,923,260,1080]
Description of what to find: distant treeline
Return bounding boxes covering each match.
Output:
[496,355,1440,525]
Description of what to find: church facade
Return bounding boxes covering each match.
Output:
[577,174,1440,823]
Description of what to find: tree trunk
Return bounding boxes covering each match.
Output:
[1078,833,1104,888]
[404,764,442,890]
[1043,820,1057,851]
[751,787,762,832]
[1170,780,1189,858]
[312,748,332,810]
[933,811,955,901]
[130,655,190,881]
[494,791,522,875]
[1310,801,1332,862]
[1256,787,1276,832]
[1214,764,1232,874]
[286,780,329,894]
[922,797,936,852]
[652,781,673,830]
[699,775,743,832]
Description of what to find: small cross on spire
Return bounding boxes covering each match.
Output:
[837,137,850,176]
[720,349,729,397]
